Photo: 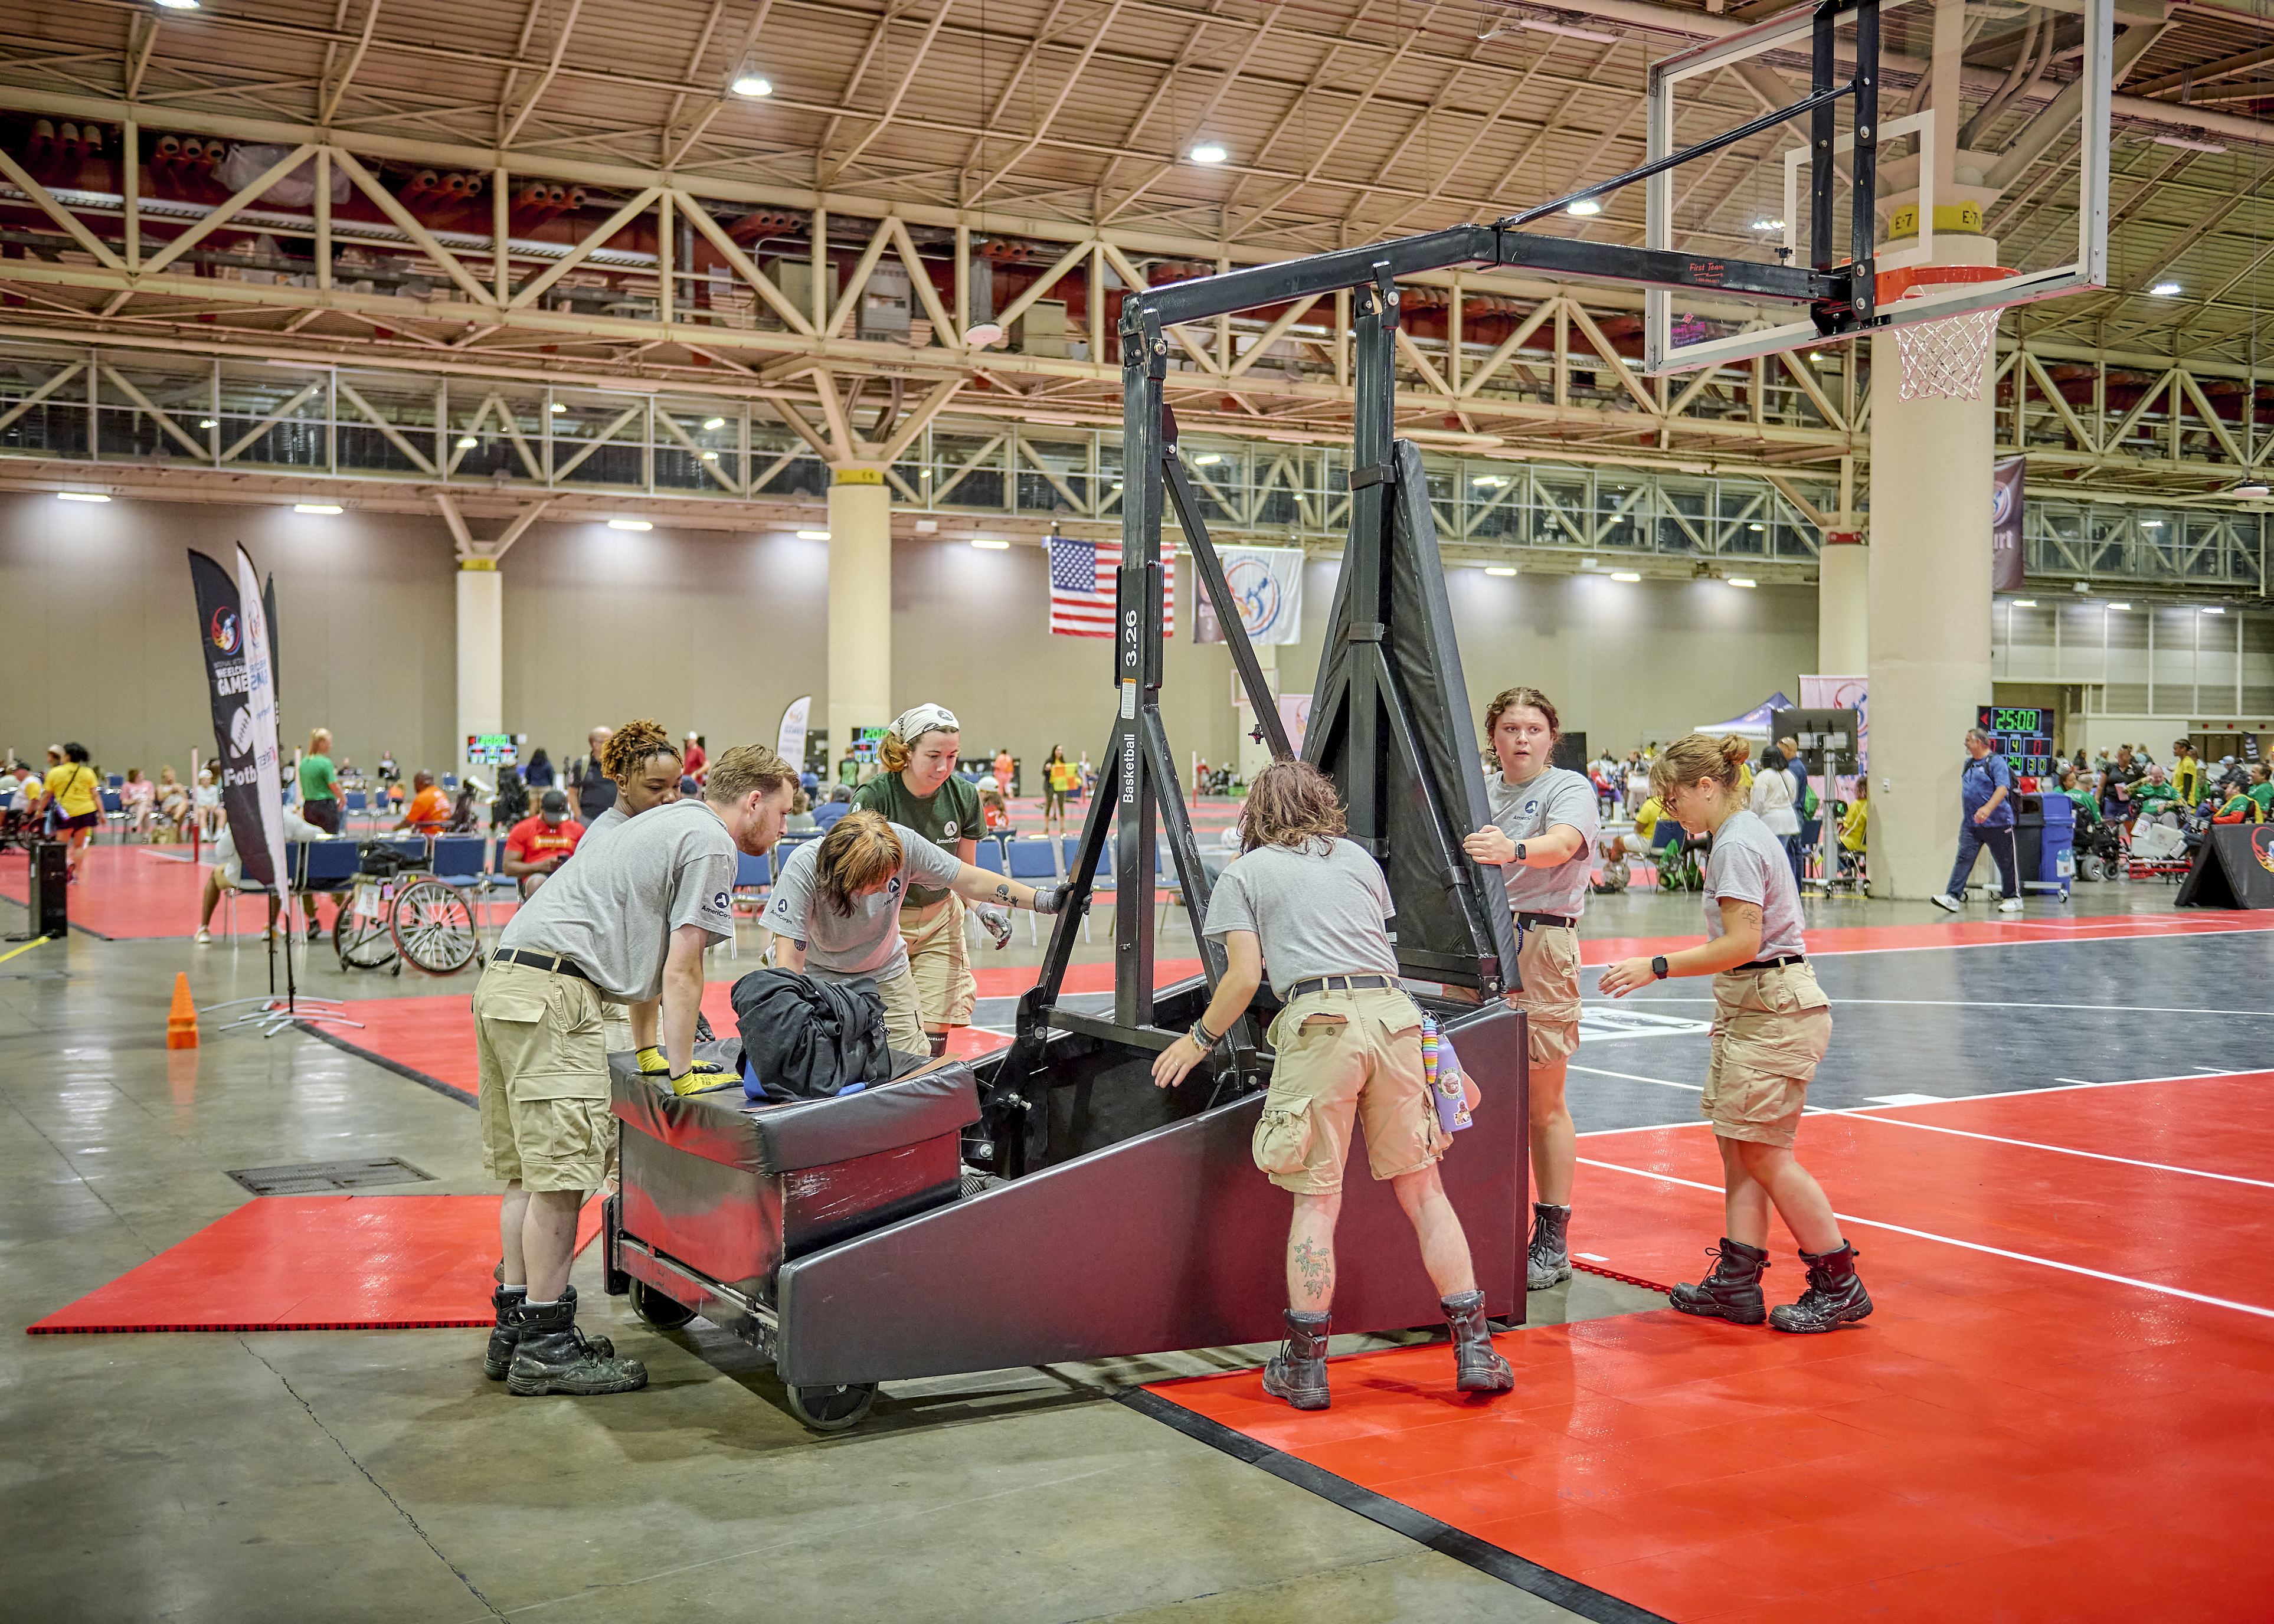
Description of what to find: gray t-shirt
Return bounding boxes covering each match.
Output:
[583,802,630,843]
[1703,809,1807,960]
[1486,765,1599,919]
[497,798,738,1001]
[1204,838,1399,988]
[766,821,962,979]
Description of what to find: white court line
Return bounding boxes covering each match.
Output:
[1831,1112,2274,1190]
[1793,925,2274,960]
[1576,1156,2274,1322]
[1569,1063,1702,1092]
[1594,996,2274,1018]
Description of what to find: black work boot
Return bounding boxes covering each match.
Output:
[1670,1238,1771,1325]
[1527,1202,1573,1289]
[505,1296,646,1396]
[1769,1242,1873,1334]
[1261,1309,1331,1410]
[1441,1291,1515,1394]
[484,1284,610,1380]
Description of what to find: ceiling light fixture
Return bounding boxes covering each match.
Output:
[1193,453,1222,465]
[293,503,341,514]
[971,538,1010,550]
[2074,579,2090,592]
[1189,142,1228,164]
[608,518,652,531]
[731,74,773,98]
[2140,519,2164,528]
[1727,577,1757,588]
[2235,480,2270,497]
[2151,135,2226,153]
[57,491,110,502]
[701,451,719,460]
[1484,566,1518,577]
[1566,199,1602,217]
[549,401,567,412]
[1473,474,1510,488]
[963,322,1004,348]
[2106,601,2132,611]
[796,529,830,540]
[2203,605,2226,614]
[1751,218,1786,231]
[703,417,725,430]
[155,0,200,9]
[2012,598,2038,607]
[199,418,217,428]
[456,436,479,449]
[2149,282,2182,297]
[1610,571,1641,582]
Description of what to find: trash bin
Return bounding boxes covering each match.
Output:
[2031,792,2073,899]
[2014,793,2044,888]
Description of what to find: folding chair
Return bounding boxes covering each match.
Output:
[344,788,368,831]
[1003,837,1059,944]
[430,833,493,931]
[296,836,364,943]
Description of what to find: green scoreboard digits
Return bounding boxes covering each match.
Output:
[1977,706,2056,778]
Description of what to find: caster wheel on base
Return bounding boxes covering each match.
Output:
[786,1382,877,1433]
[629,1278,696,1331]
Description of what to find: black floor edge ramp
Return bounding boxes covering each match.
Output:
[294,1019,476,1109]
[1114,1386,1674,1624]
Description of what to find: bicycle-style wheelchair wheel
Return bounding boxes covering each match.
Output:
[335,903,397,970]
[390,878,480,975]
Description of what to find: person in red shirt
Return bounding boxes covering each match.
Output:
[397,771,451,834]
[682,733,707,786]
[502,788,585,896]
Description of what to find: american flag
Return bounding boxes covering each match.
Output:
[1048,535,1175,638]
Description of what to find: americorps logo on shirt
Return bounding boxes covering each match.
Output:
[773,896,790,916]
[941,820,959,838]
[886,877,904,899]
[711,890,730,914]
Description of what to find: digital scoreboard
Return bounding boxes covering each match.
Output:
[1977,706,2057,778]
[465,733,520,767]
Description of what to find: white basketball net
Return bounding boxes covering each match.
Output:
[1893,293,2000,401]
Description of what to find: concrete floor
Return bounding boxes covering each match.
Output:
[0,867,2204,1621]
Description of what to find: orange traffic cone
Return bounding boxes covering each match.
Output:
[166,971,199,1049]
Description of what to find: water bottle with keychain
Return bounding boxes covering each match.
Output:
[1420,1012,1474,1135]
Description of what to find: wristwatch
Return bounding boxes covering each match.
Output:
[1513,840,1527,862]
[1651,955,1670,980]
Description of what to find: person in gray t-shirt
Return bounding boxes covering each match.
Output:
[1458,686,1595,1292]
[1601,734,1867,1338]
[473,745,801,1398]
[578,719,686,847]
[767,811,1065,1056]
[1153,760,1514,1410]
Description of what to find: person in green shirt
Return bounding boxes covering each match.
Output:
[850,703,995,1056]
[2249,764,2273,820]
[2056,767,2102,826]
[299,728,341,834]
[2132,766,2181,824]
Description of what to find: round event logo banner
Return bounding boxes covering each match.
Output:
[211,605,240,653]
[2252,826,2274,876]
[1226,556,1282,639]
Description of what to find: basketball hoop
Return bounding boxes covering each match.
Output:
[1878,265,2012,402]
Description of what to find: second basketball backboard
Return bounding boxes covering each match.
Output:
[1642,0,2115,374]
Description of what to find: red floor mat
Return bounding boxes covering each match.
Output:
[27,1195,606,1334]
[1140,1076,2274,1621]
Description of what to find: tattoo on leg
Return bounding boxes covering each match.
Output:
[1293,1239,1331,1302]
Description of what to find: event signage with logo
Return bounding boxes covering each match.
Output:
[187,546,286,889]
[1991,457,2026,594]
[776,695,813,767]
[1193,545,1304,646]
[2174,824,2274,910]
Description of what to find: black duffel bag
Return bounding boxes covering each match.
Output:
[730,968,892,1104]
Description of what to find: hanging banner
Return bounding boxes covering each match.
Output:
[1991,456,2026,594]
[186,548,286,889]
[1193,546,1305,646]
[776,695,813,767]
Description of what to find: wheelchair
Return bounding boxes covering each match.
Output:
[335,840,481,976]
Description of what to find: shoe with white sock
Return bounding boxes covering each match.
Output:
[193,926,212,944]
[1998,897,2024,914]
[1929,893,1961,914]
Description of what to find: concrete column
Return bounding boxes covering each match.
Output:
[455,559,502,779]
[825,464,892,781]
[1866,233,2000,898]
[1818,535,1869,675]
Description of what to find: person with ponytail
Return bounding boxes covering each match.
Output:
[1457,686,1597,1294]
[1598,733,1871,1335]
[852,704,1003,1057]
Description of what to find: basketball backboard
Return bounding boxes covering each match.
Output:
[1644,0,2115,374]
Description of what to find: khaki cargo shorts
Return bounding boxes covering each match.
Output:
[901,896,975,1029]
[1509,921,1582,1066]
[1701,962,1833,1150]
[473,960,616,1193]
[1252,988,1448,1194]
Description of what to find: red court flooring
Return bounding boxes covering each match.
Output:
[28,1194,605,1334]
[1143,1072,2274,1620]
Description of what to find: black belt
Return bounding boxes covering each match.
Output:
[1517,912,1577,930]
[1734,954,1807,971]
[1285,973,1397,998]
[495,948,594,984]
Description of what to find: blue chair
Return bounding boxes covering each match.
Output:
[296,837,364,937]
[441,773,459,790]
[345,788,368,829]
[727,849,774,960]
[1005,838,1059,943]
[430,833,495,934]
[100,789,124,840]
[973,839,1007,875]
